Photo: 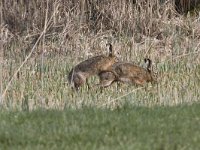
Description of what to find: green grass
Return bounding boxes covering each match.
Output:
[0,104,200,150]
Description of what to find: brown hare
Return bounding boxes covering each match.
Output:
[68,43,117,90]
[98,58,157,88]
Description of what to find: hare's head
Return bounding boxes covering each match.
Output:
[99,43,118,70]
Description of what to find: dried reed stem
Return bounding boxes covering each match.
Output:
[1,10,55,104]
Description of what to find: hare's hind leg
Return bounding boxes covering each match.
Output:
[98,71,116,88]
[99,80,114,88]
[72,73,86,91]
[91,79,114,93]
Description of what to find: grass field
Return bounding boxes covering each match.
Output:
[1,0,200,110]
[0,104,200,150]
[1,51,200,110]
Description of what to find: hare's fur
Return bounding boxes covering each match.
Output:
[68,44,117,90]
[98,58,157,88]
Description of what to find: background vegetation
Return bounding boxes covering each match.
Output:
[1,0,200,110]
[0,0,200,149]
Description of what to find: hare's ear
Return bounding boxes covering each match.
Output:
[144,58,152,72]
[144,58,151,64]
[106,43,113,57]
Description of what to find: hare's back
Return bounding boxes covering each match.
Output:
[76,55,106,72]
[113,63,138,75]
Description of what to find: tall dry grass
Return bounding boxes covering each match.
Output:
[0,0,200,110]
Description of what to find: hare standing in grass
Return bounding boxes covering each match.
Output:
[98,58,157,88]
[68,43,117,90]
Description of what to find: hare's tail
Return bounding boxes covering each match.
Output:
[68,69,75,88]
